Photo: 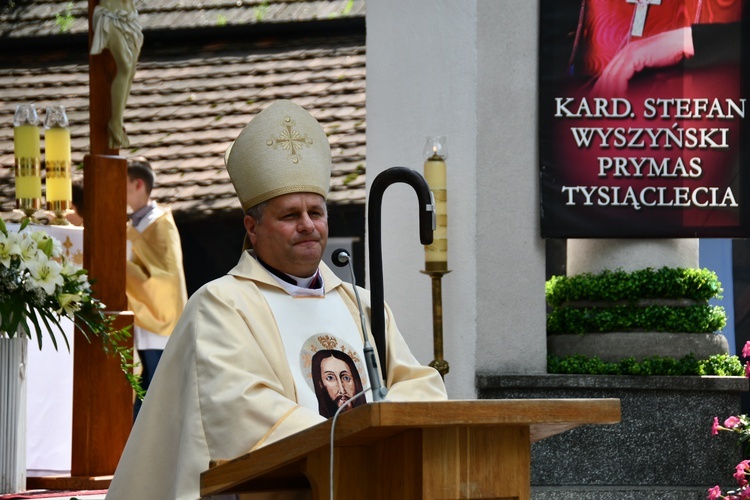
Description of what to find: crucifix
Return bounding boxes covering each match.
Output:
[72,0,139,481]
[28,0,139,490]
[627,0,662,37]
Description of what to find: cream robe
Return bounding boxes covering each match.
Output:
[126,206,188,337]
[106,251,447,500]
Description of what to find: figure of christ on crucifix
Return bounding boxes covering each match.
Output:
[90,0,143,149]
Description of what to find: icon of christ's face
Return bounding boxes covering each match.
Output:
[320,355,356,410]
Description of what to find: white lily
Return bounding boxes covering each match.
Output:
[0,231,21,268]
[25,253,64,296]
[57,292,83,316]
[61,261,82,280]
[17,233,40,266]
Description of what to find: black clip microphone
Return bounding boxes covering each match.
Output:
[331,248,387,402]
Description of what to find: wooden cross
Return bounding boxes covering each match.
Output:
[33,0,133,490]
[627,0,662,37]
[71,0,134,481]
[26,2,134,490]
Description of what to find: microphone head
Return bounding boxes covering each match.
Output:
[331,248,350,267]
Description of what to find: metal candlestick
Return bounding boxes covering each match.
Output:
[48,200,71,226]
[421,267,450,378]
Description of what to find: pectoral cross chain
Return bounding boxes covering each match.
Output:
[627,0,662,37]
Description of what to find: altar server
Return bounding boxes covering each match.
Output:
[125,157,188,420]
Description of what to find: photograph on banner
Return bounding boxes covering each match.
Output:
[539,0,749,238]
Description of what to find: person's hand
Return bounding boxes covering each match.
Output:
[592,27,694,96]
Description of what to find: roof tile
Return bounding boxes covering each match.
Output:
[0,31,366,216]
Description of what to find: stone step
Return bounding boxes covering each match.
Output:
[533,485,714,500]
[548,332,729,362]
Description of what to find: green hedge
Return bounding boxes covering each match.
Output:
[546,267,722,306]
[546,267,726,334]
[548,353,744,376]
[547,304,727,334]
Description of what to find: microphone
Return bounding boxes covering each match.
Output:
[331,248,387,402]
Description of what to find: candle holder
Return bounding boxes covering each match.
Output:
[44,105,72,225]
[422,136,450,378]
[13,104,42,222]
[420,267,451,377]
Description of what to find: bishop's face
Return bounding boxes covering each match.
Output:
[244,192,328,277]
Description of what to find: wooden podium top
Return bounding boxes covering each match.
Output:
[201,398,620,497]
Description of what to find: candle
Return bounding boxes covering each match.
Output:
[45,127,72,203]
[423,136,448,271]
[44,106,72,210]
[13,104,42,208]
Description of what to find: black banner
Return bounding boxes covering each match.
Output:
[539,0,750,238]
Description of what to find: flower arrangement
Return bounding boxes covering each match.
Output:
[708,341,750,500]
[0,218,141,396]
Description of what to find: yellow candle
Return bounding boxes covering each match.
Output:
[14,124,40,159]
[45,126,71,164]
[13,124,42,201]
[44,127,72,203]
[15,174,42,200]
[424,152,448,270]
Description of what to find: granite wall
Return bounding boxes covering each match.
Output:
[477,374,748,500]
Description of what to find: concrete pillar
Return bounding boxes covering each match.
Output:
[567,239,699,275]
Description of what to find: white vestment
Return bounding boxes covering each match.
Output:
[106,251,448,500]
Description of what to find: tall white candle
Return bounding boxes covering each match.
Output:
[423,136,448,271]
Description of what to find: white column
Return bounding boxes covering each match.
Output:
[366,0,479,397]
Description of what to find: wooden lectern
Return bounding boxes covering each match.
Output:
[201,399,621,500]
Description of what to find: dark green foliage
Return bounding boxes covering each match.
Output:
[546,267,723,307]
[547,304,727,334]
[547,353,744,376]
[546,267,726,335]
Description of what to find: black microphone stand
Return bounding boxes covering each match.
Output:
[368,167,435,379]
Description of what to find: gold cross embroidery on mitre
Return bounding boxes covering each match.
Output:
[266,116,313,164]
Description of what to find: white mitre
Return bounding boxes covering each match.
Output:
[225,100,332,212]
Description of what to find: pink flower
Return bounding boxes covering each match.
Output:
[745,362,750,378]
[713,417,721,435]
[740,487,750,499]
[735,460,750,486]
[726,416,742,429]
[742,341,750,358]
[707,485,722,499]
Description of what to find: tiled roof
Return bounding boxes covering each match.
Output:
[0,0,366,38]
[0,1,366,217]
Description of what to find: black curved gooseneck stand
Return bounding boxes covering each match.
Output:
[368,166,435,387]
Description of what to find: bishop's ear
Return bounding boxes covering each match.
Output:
[243,214,258,246]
